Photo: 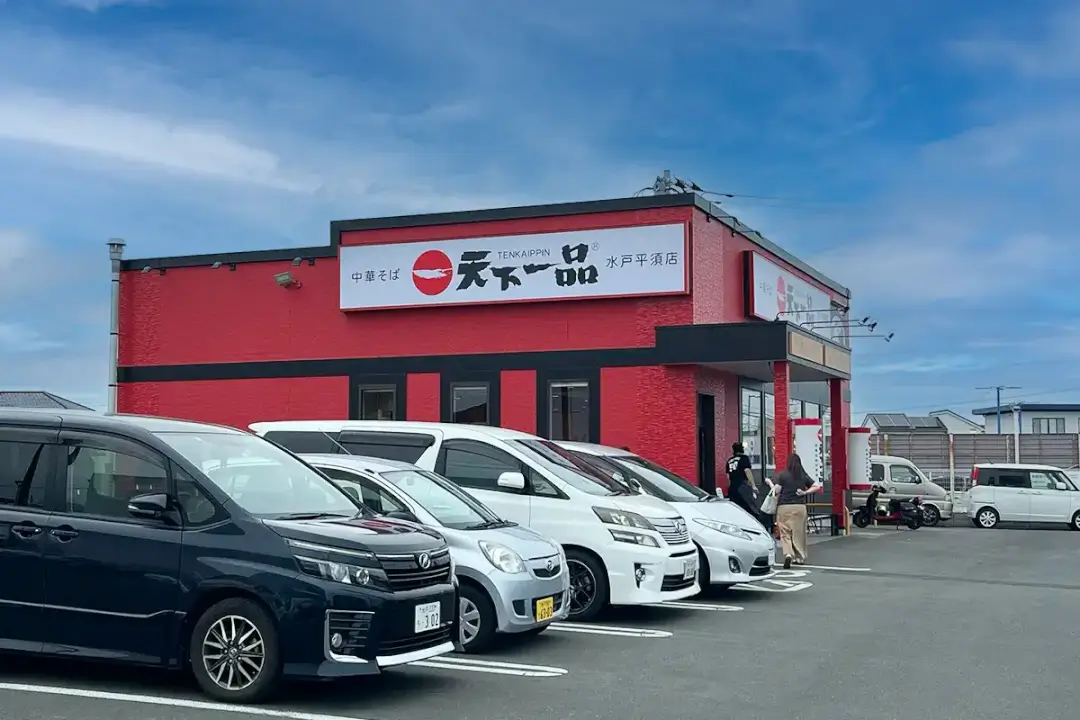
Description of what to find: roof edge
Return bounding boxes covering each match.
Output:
[118,192,851,297]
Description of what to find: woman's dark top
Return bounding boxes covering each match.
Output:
[775,469,814,506]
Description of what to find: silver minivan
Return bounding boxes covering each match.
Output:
[302,454,570,652]
[856,455,954,526]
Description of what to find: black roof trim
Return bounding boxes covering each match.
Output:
[117,321,849,384]
[120,193,849,297]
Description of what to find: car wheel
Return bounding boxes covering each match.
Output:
[852,509,871,528]
[565,549,609,622]
[458,583,498,654]
[922,505,941,527]
[1071,511,1080,531]
[975,507,1000,529]
[190,598,281,704]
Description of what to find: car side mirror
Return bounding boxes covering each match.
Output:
[385,509,422,524]
[340,485,361,502]
[497,471,526,490]
[1056,481,1068,491]
[128,492,170,520]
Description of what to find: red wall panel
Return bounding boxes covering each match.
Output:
[406,373,440,421]
[118,377,348,430]
[119,207,694,368]
[500,370,536,434]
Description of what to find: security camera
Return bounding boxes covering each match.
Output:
[274,271,300,288]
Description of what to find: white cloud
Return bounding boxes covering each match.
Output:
[860,355,985,375]
[0,323,64,353]
[0,90,318,192]
[951,4,1080,78]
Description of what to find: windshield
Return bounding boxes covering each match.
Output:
[380,469,502,530]
[158,432,363,519]
[511,440,631,496]
[617,455,711,501]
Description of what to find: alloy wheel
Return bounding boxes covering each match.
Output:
[977,509,998,528]
[567,559,597,616]
[202,615,266,692]
[459,597,482,647]
[922,505,941,526]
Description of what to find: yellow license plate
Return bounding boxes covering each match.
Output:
[535,596,554,622]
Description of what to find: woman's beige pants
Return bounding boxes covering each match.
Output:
[776,504,808,561]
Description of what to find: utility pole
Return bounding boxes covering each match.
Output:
[976,385,1022,434]
[107,238,126,414]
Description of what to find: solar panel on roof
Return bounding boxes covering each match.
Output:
[872,414,895,427]
[887,414,912,427]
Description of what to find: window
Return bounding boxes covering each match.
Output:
[1028,471,1058,491]
[318,468,407,515]
[871,463,885,484]
[64,443,169,519]
[789,399,803,420]
[1032,417,1066,434]
[990,471,1029,489]
[358,386,397,421]
[804,403,821,420]
[381,468,503,529]
[451,384,490,425]
[0,438,50,508]
[549,381,590,442]
[740,388,763,467]
[764,392,776,471]
[337,432,435,463]
[174,466,226,526]
[889,465,921,485]
[440,440,525,493]
[263,431,341,455]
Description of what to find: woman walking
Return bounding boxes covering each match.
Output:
[774,453,822,569]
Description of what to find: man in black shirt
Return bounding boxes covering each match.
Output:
[726,443,759,517]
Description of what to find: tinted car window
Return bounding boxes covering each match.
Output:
[995,471,1029,489]
[263,431,341,455]
[319,467,407,515]
[64,442,169,520]
[0,438,50,508]
[381,469,501,529]
[339,432,434,464]
[440,440,524,492]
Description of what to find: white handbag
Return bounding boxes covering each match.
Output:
[760,488,779,515]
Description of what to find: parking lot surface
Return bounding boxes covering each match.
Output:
[3,522,1078,720]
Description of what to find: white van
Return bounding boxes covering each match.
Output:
[250,421,700,621]
[969,463,1080,530]
[858,455,954,526]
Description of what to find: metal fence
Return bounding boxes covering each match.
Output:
[868,433,1080,478]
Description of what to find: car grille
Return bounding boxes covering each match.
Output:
[379,626,452,656]
[531,556,561,578]
[653,518,690,545]
[749,556,772,577]
[660,574,697,591]
[376,547,452,591]
[326,610,372,657]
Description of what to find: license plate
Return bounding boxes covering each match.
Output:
[414,601,441,634]
[534,596,554,622]
[683,557,697,580]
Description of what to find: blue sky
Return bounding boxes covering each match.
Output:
[1,0,1079,420]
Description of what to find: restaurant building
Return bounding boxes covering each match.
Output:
[117,193,854,524]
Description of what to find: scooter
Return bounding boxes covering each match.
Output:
[852,485,923,529]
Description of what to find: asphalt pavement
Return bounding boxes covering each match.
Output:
[3,521,1078,720]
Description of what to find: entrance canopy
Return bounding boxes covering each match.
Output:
[654,321,850,382]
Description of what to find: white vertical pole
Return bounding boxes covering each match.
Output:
[107,239,126,414]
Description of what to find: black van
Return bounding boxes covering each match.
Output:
[0,410,458,703]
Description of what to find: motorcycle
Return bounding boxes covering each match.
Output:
[852,484,923,529]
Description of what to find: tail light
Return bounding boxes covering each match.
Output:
[971,466,979,486]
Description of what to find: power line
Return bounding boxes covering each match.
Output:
[976,385,1023,434]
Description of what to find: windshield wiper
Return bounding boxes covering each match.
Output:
[274,512,353,521]
[699,495,718,502]
[465,519,514,530]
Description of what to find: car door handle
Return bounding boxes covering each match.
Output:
[50,527,80,542]
[11,523,43,539]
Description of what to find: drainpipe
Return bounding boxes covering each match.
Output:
[107,238,126,414]
[1012,404,1021,463]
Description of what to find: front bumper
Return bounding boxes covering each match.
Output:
[279,576,458,680]
[487,553,571,634]
[696,528,776,585]
[935,500,954,520]
[606,542,700,606]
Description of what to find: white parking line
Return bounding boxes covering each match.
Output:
[643,601,744,612]
[0,682,365,720]
[734,580,813,593]
[773,564,872,572]
[411,656,568,678]
[548,622,673,638]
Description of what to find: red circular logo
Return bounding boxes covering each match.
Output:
[776,276,786,313]
[411,250,453,296]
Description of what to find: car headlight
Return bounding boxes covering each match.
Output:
[286,538,389,588]
[693,518,753,541]
[608,528,660,547]
[593,507,656,531]
[479,540,526,574]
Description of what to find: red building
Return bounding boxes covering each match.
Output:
[117,193,853,522]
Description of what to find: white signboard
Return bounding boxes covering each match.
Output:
[747,252,849,347]
[339,224,688,311]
